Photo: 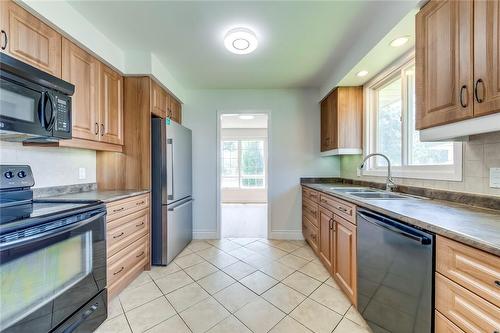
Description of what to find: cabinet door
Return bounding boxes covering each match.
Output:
[320,97,331,152]
[1,1,61,77]
[415,0,473,129]
[99,64,123,145]
[151,81,166,118]
[318,207,333,272]
[328,90,338,150]
[62,38,99,141]
[171,98,182,123]
[333,215,357,304]
[473,0,500,117]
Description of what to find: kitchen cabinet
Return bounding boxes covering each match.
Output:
[169,97,182,123]
[318,206,334,272]
[333,214,357,305]
[302,187,319,254]
[0,0,61,77]
[99,63,123,145]
[151,80,168,118]
[320,86,363,155]
[416,0,500,130]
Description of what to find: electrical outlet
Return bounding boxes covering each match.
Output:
[78,167,86,180]
[490,168,500,188]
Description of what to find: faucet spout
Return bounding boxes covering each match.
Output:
[358,153,397,192]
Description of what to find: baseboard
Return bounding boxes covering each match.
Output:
[268,230,304,240]
[193,230,218,239]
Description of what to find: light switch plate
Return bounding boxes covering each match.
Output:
[490,167,500,188]
[78,167,86,180]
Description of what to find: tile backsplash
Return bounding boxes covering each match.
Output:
[340,131,500,197]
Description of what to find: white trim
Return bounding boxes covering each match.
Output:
[216,110,271,240]
[268,230,304,240]
[193,231,218,240]
[320,148,363,156]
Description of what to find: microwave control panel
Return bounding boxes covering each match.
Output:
[54,95,71,133]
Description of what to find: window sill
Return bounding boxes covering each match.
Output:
[361,165,463,182]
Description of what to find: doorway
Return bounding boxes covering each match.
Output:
[217,112,269,239]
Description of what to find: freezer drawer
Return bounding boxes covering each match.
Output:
[165,198,193,265]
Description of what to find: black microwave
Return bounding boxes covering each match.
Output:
[0,53,74,142]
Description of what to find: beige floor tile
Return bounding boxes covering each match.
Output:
[235,298,285,333]
[148,263,182,280]
[290,298,342,333]
[333,317,371,333]
[205,252,239,269]
[166,282,210,312]
[213,282,258,313]
[258,239,284,246]
[282,271,322,296]
[174,253,205,269]
[197,246,224,259]
[187,240,213,252]
[107,297,123,320]
[95,314,131,333]
[198,271,236,294]
[291,246,317,261]
[227,247,258,260]
[344,306,369,328]
[180,297,230,333]
[242,252,274,269]
[177,247,194,258]
[155,270,194,294]
[310,284,351,315]
[271,241,302,253]
[298,262,330,282]
[262,283,306,313]
[240,271,278,295]
[258,261,296,281]
[324,277,340,289]
[249,245,288,260]
[145,314,191,333]
[270,316,313,333]
[278,254,309,270]
[125,271,153,291]
[213,240,242,252]
[125,296,176,333]
[206,315,252,333]
[222,261,257,280]
[184,261,219,280]
[119,282,163,312]
[231,238,259,245]
[288,240,307,247]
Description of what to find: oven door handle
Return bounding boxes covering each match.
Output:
[1,211,105,250]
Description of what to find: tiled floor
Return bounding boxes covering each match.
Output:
[96,238,372,333]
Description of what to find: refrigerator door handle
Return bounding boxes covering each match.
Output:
[167,198,193,211]
[167,138,174,200]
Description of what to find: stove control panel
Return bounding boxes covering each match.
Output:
[0,165,35,190]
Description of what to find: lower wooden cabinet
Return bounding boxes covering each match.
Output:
[333,214,357,305]
[106,193,150,299]
[435,311,465,333]
[318,206,334,272]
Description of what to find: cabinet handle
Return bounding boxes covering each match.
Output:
[337,206,348,213]
[329,218,333,230]
[100,124,104,136]
[94,122,99,135]
[136,251,145,258]
[136,200,145,206]
[113,232,124,239]
[113,266,125,275]
[474,79,484,103]
[495,280,500,287]
[1,30,7,50]
[112,207,124,213]
[459,85,468,108]
[135,221,145,227]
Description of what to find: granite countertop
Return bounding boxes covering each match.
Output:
[41,189,150,203]
[302,182,500,256]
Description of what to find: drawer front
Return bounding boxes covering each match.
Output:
[303,215,319,253]
[302,187,320,203]
[106,194,149,221]
[436,236,500,307]
[435,311,465,333]
[319,194,356,224]
[435,273,500,333]
[107,209,149,257]
[108,235,149,288]
[302,196,319,227]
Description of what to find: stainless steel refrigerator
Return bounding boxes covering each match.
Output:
[151,118,193,265]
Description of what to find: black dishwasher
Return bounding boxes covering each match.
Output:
[357,208,434,333]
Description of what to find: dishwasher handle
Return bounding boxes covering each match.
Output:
[357,210,432,245]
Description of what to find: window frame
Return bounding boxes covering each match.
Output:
[362,53,463,181]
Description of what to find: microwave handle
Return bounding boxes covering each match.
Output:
[38,92,55,131]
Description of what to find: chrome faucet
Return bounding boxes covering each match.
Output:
[359,153,397,192]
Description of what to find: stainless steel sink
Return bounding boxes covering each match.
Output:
[349,192,406,199]
[328,187,378,193]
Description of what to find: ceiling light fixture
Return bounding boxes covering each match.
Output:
[356,70,368,77]
[239,115,255,120]
[390,36,410,47]
[224,27,258,55]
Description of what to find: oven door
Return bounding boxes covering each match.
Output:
[0,209,106,333]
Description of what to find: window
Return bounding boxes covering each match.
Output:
[222,139,265,188]
[364,56,462,181]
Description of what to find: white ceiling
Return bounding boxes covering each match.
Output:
[221,114,268,129]
[68,1,418,90]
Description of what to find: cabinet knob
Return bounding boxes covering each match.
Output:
[1,30,7,50]
[474,79,485,103]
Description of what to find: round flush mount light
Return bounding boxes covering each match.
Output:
[224,27,258,55]
[390,36,410,47]
[239,115,255,120]
[356,70,369,77]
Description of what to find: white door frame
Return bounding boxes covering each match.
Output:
[216,110,271,239]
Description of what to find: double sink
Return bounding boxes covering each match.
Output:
[326,187,409,199]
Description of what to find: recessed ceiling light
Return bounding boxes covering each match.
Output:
[224,27,258,55]
[356,70,368,77]
[239,115,255,120]
[390,36,410,47]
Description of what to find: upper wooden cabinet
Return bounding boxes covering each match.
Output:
[416,0,500,130]
[0,0,61,77]
[151,81,167,118]
[320,86,362,154]
[169,97,182,124]
[99,64,123,145]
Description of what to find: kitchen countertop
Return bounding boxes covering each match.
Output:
[41,189,150,203]
[303,182,500,256]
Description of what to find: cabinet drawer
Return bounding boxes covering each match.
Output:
[107,209,149,257]
[302,196,319,227]
[108,235,149,288]
[435,273,500,333]
[435,311,465,333]
[436,236,500,307]
[106,194,149,221]
[319,194,356,224]
[303,215,319,253]
[302,187,320,203]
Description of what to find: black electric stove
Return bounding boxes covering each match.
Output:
[0,165,108,333]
